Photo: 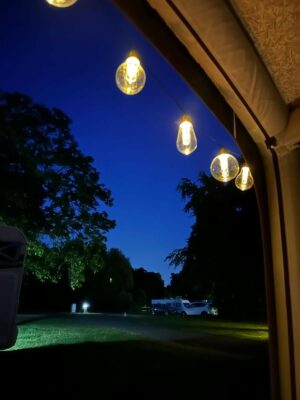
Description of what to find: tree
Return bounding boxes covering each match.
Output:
[104,248,134,293]
[90,248,135,312]
[167,172,266,319]
[133,268,165,305]
[0,92,115,288]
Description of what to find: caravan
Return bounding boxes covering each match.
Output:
[151,297,218,316]
[150,298,176,315]
[150,298,191,316]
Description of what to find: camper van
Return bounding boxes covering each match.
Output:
[150,298,176,315]
[150,298,191,316]
[151,298,218,316]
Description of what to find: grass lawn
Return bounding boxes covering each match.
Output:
[140,315,269,341]
[0,315,270,399]
[10,322,138,350]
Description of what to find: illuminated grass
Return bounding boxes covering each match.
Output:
[9,315,268,353]
[190,320,269,340]
[1,315,270,399]
[9,316,269,350]
[144,316,269,341]
[10,322,138,351]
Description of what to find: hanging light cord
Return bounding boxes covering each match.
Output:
[233,110,237,141]
[101,0,241,157]
[102,0,241,158]
[148,68,186,114]
[149,68,241,156]
[230,111,240,157]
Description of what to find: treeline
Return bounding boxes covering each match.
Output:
[20,248,165,313]
[1,92,166,314]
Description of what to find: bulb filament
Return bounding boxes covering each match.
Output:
[242,166,249,185]
[125,57,140,84]
[219,154,229,179]
[181,121,192,146]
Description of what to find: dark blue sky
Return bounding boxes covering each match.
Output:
[0,0,239,285]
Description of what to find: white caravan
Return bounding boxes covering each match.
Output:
[151,298,216,316]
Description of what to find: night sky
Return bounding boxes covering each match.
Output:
[0,0,239,285]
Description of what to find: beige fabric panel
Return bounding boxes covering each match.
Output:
[275,108,300,156]
[262,152,293,400]
[230,0,300,105]
[278,149,300,400]
[148,0,288,142]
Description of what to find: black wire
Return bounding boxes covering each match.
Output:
[148,67,241,158]
[147,68,185,114]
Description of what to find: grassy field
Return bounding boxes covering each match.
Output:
[140,315,269,341]
[11,322,138,350]
[11,315,268,350]
[0,315,270,399]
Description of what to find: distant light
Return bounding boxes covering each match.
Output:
[109,277,113,283]
[46,0,78,8]
[211,307,218,316]
[82,302,90,313]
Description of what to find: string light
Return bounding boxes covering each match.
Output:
[42,3,253,190]
[176,115,197,155]
[210,148,239,182]
[46,0,78,8]
[115,51,146,95]
[210,112,254,190]
[235,165,254,191]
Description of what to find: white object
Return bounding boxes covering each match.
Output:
[0,225,27,349]
[82,302,90,313]
[189,300,219,316]
[71,303,77,313]
[151,297,218,316]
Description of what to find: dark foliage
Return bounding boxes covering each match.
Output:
[0,92,115,287]
[133,267,165,305]
[167,172,266,320]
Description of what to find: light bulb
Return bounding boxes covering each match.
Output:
[115,51,146,95]
[210,148,239,182]
[46,0,78,7]
[235,165,254,191]
[176,115,197,155]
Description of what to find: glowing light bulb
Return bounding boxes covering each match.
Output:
[176,115,197,155]
[46,0,78,8]
[235,165,254,191]
[115,51,146,95]
[210,148,239,182]
[82,302,90,313]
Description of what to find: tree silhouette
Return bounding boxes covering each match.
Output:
[167,172,266,319]
[133,267,165,305]
[0,92,115,287]
[87,248,134,312]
